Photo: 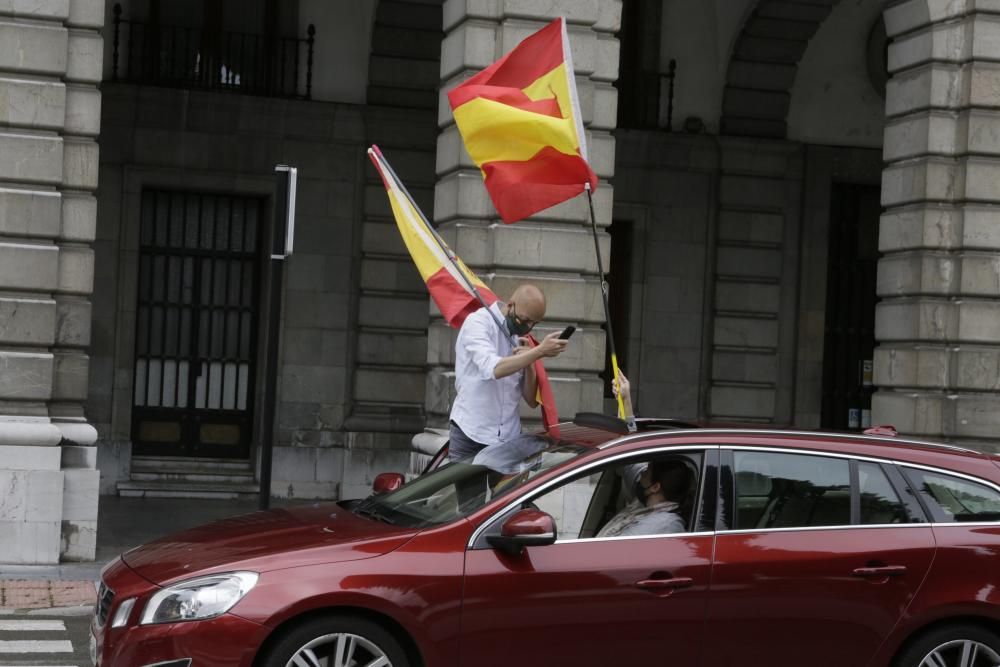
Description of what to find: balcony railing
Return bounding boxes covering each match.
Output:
[111,3,315,99]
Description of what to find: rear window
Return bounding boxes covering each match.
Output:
[734,451,850,529]
[902,467,1000,523]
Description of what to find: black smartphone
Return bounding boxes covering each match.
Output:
[558,325,576,340]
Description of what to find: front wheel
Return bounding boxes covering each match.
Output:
[260,615,410,667]
[895,624,1000,667]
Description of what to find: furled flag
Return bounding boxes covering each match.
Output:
[368,145,560,437]
[447,17,598,224]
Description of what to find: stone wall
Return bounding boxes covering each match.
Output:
[874,0,1000,450]
[706,139,803,424]
[430,0,622,429]
[92,86,385,499]
[612,132,884,427]
[0,0,104,563]
[612,132,719,419]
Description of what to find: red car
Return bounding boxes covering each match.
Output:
[92,416,1000,667]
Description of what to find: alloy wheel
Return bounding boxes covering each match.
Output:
[285,632,392,667]
[919,639,1000,667]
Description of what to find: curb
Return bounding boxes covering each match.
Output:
[0,604,94,616]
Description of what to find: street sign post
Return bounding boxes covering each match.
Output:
[259,165,297,510]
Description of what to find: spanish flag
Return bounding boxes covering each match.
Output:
[448,17,598,224]
[368,146,560,437]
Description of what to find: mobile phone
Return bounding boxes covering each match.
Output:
[558,325,576,340]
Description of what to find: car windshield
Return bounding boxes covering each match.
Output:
[352,435,589,528]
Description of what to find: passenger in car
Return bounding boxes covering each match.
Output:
[596,459,690,538]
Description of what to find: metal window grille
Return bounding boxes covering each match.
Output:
[132,190,263,457]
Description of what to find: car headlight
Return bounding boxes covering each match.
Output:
[140,572,258,625]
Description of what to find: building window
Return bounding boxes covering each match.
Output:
[110,0,315,98]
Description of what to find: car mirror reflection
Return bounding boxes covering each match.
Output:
[373,472,405,495]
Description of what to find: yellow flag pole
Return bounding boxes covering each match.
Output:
[584,183,629,426]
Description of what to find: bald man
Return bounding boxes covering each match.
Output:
[448,284,568,462]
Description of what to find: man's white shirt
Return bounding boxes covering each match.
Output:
[449,302,524,447]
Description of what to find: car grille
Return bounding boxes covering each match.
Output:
[95,582,114,627]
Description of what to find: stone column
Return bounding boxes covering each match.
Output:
[431,1,621,429]
[0,0,102,563]
[875,0,1000,450]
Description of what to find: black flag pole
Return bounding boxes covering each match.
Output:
[584,182,628,423]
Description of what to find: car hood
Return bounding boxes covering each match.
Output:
[123,502,418,585]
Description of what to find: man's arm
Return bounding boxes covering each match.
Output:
[493,331,567,379]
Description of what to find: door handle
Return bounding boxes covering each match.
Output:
[852,565,907,578]
[635,577,694,591]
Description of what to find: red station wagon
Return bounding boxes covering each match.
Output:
[92,416,1000,667]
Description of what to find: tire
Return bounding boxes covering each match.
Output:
[260,614,411,667]
[895,623,1000,667]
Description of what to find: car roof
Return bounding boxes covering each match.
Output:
[554,414,994,476]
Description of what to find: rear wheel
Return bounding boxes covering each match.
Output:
[895,624,1000,667]
[260,615,410,667]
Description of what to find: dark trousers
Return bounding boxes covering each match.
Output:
[448,422,487,462]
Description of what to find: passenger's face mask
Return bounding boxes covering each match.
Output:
[634,479,653,504]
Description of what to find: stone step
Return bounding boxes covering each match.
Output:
[131,456,253,473]
[117,479,260,500]
[130,470,256,484]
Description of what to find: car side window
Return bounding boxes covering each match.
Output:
[532,470,605,540]
[733,451,850,529]
[858,462,908,524]
[529,452,702,540]
[902,467,1000,523]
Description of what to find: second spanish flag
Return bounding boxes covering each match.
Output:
[447,17,598,224]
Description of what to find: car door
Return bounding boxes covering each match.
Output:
[459,448,717,667]
[703,447,935,667]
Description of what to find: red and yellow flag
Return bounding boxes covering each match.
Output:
[447,17,597,224]
[368,146,561,436]
[368,145,496,327]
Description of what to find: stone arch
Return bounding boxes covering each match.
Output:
[350,0,444,435]
[720,0,845,138]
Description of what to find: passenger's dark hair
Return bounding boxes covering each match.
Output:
[649,459,692,503]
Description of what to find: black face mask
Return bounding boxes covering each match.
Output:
[634,480,653,504]
[505,304,534,337]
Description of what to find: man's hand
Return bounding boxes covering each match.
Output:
[494,331,568,379]
[534,331,568,358]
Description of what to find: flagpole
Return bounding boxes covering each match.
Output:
[585,183,627,422]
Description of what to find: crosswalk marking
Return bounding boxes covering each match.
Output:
[0,610,88,666]
[0,621,65,632]
[0,640,73,653]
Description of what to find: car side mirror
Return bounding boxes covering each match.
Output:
[487,508,556,556]
[373,472,405,495]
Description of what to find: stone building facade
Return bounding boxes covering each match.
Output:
[2,0,1000,563]
[0,0,104,563]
